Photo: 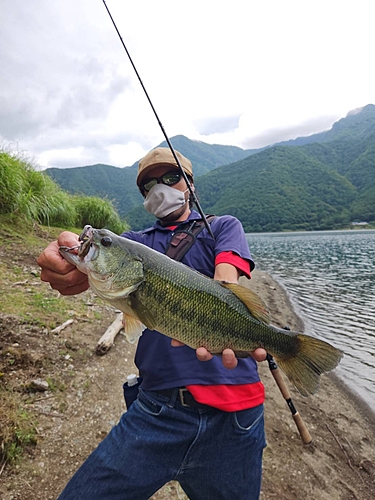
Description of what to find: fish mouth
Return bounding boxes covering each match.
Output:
[77,225,94,258]
[59,225,95,260]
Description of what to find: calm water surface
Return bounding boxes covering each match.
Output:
[246,230,375,411]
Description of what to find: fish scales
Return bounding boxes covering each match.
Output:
[138,265,287,356]
[130,246,276,353]
[59,226,343,396]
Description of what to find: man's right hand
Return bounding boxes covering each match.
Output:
[37,231,89,295]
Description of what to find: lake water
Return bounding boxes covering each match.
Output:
[246,230,375,411]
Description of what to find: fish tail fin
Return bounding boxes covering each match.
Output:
[275,334,343,397]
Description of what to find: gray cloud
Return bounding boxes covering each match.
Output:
[194,115,241,135]
[2,1,366,171]
[0,57,130,140]
[45,148,114,169]
[241,115,340,149]
[0,0,129,142]
[50,68,130,129]
[30,127,147,155]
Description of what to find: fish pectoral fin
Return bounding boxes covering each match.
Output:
[221,282,270,324]
[128,294,158,331]
[123,313,146,344]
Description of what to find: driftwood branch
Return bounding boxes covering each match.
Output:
[51,319,74,334]
[96,313,123,355]
[13,280,29,286]
[0,458,8,477]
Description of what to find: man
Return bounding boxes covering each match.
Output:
[38,147,267,500]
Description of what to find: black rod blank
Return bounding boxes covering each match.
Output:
[102,0,214,239]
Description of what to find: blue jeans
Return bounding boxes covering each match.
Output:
[58,389,266,500]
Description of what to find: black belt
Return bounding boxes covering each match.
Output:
[153,387,209,409]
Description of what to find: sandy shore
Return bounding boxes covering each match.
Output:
[1,270,374,500]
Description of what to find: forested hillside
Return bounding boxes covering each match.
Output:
[196,146,357,232]
[46,136,253,217]
[157,135,259,176]
[45,105,375,232]
[46,163,141,217]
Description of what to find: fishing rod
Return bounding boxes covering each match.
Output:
[266,353,312,444]
[102,0,215,239]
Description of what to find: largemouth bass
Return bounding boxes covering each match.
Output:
[60,225,343,396]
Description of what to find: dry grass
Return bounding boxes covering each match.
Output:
[0,386,38,468]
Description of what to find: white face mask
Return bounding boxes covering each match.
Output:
[143,183,188,219]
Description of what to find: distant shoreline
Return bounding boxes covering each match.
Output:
[245,226,375,235]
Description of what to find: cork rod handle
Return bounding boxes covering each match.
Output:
[266,354,312,445]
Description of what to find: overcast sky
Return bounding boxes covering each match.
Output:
[1,0,374,169]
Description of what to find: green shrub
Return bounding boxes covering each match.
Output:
[0,151,28,213]
[73,195,128,234]
[0,150,128,232]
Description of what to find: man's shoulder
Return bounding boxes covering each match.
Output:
[121,227,154,242]
[210,214,243,230]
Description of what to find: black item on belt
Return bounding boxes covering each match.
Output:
[153,387,210,409]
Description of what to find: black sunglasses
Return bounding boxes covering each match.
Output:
[141,171,182,192]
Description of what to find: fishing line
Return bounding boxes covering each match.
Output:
[102,0,215,239]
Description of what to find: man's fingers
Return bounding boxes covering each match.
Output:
[250,348,267,362]
[171,341,267,368]
[222,349,238,369]
[171,339,184,347]
[196,347,213,362]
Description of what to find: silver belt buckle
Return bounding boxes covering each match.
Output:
[179,388,189,407]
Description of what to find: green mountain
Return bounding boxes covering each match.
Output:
[45,136,254,217]
[46,163,141,216]
[196,145,358,232]
[157,135,259,176]
[45,104,375,232]
[195,105,375,231]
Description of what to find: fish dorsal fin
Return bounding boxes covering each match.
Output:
[128,294,158,331]
[123,313,146,344]
[221,282,270,324]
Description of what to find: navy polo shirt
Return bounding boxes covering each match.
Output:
[120,210,260,390]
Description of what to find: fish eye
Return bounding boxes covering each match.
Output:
[101,236,112,247]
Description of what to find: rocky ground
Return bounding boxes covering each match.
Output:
[1,260,375,499]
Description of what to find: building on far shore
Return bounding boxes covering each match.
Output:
[351,221,369,226]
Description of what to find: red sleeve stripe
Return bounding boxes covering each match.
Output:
[215,251,251,278]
